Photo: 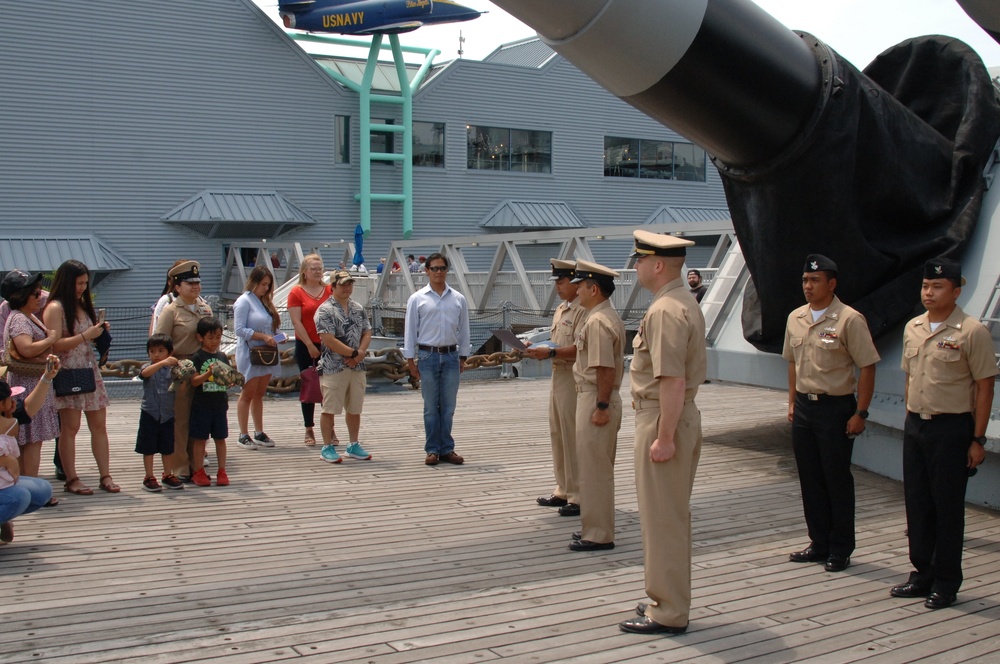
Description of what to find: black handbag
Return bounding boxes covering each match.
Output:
[53,367,97,397]
[249,347,279,366]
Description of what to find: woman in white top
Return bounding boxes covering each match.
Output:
[233,266,281,449]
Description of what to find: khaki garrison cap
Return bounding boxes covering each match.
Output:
[550,258,576,280]
[570,259,620,287]
[168,260,201,283]
[630,229,694,258]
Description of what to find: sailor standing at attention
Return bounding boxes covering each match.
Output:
[618,230,705,635]
[783,254,879,573]
[890,258,996,610]
[525,259,588,517]
[567,260,624,552]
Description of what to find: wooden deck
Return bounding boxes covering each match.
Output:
[3,378,1000,663]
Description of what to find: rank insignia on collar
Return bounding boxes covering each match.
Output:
[829,313,838,319]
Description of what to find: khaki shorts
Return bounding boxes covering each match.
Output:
[320,370,366,415]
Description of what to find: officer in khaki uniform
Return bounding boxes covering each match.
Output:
[569,260,625,551]
[890,259,997,610]
[154,261,214,479]
[782,254,879,573]
[526,259,588,516]
[619,230,705,635]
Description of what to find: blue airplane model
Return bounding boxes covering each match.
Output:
[279,0,484,35]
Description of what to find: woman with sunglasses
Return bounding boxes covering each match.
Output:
[1,270,60,483]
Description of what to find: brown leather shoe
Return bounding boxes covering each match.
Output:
[425,453,439,466]
[441,451,464,465]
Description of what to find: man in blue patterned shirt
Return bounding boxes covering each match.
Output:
[314,270,373,464]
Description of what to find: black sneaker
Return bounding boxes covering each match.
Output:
[142,476,162,492]
[161,474,185,490]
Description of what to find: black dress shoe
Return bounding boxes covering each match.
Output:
[572,531,582,540]
[789,546,829,563]
[537,495,568,507]
[619,615,687,635]
[924,592,957,610]
[558,503,580,517]
[55,467,67,482]
[568,539,614,552]
[824,555,850,572]
[889,582,932,598]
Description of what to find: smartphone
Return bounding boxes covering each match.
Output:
[97,308,106,324]
[273,332,287,343]
[46,355,57,373]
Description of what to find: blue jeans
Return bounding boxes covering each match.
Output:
[0,476,53,523]
[418,349,460,455]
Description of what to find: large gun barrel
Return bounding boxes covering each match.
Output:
[493,0,1000,352]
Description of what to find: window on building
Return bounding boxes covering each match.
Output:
[467,125,552,173]
[371,118,396,164]
[335,115,350,164]
[413,121,445,167]
[604,136,706,181]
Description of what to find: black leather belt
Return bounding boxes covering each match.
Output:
[419,344,457,353]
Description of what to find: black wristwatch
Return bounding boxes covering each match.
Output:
[350,349,359,359]
[856,410,869,419]
[548,347,557,359]
[596,401,610,410]
[974,435,987,445]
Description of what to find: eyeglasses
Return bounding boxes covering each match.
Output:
[306,266,324,272]
[427,266,448,273]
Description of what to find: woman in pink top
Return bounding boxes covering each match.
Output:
[286,254,333,446]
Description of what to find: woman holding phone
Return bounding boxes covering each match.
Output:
[233,266,281,449]
[0,270,60,482]
[42,260,115,495]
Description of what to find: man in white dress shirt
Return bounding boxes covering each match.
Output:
[403,253,471,466]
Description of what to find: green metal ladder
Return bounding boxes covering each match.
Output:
[290,32,440,239]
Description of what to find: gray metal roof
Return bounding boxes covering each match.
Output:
[482,37,557,69]
[0,236,130,273]
[162,190,317,239]
[480,201,587,230]
[645,206,732,224]
[312,56,445,92]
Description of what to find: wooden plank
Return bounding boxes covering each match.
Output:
[2,378,999,664]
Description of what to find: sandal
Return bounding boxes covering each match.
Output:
[63,478,94,495]
[304,428,317,446]
[99,475,121,494]
[44,496,59,507]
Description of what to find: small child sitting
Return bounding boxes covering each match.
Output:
[189,317,241,487]
[136,334,183,492]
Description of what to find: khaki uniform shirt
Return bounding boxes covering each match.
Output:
[902,305,998,415]
[154,297,214,357]
[572,299,625,389]
[630,278,707,402]
[551,299,588,372]
[782,296,880,396]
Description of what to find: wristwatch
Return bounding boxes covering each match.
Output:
[548,347,557,359]
[596,401,610,410]
[856,410,869,419]
[974,435,987,445]
[350,349,359,359]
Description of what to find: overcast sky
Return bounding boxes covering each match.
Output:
[252,0,1000,68]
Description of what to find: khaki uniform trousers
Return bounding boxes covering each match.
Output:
[171,380,195,476]
[576,388,622,543]
[549,367,579,503]
[635,400,702,627]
